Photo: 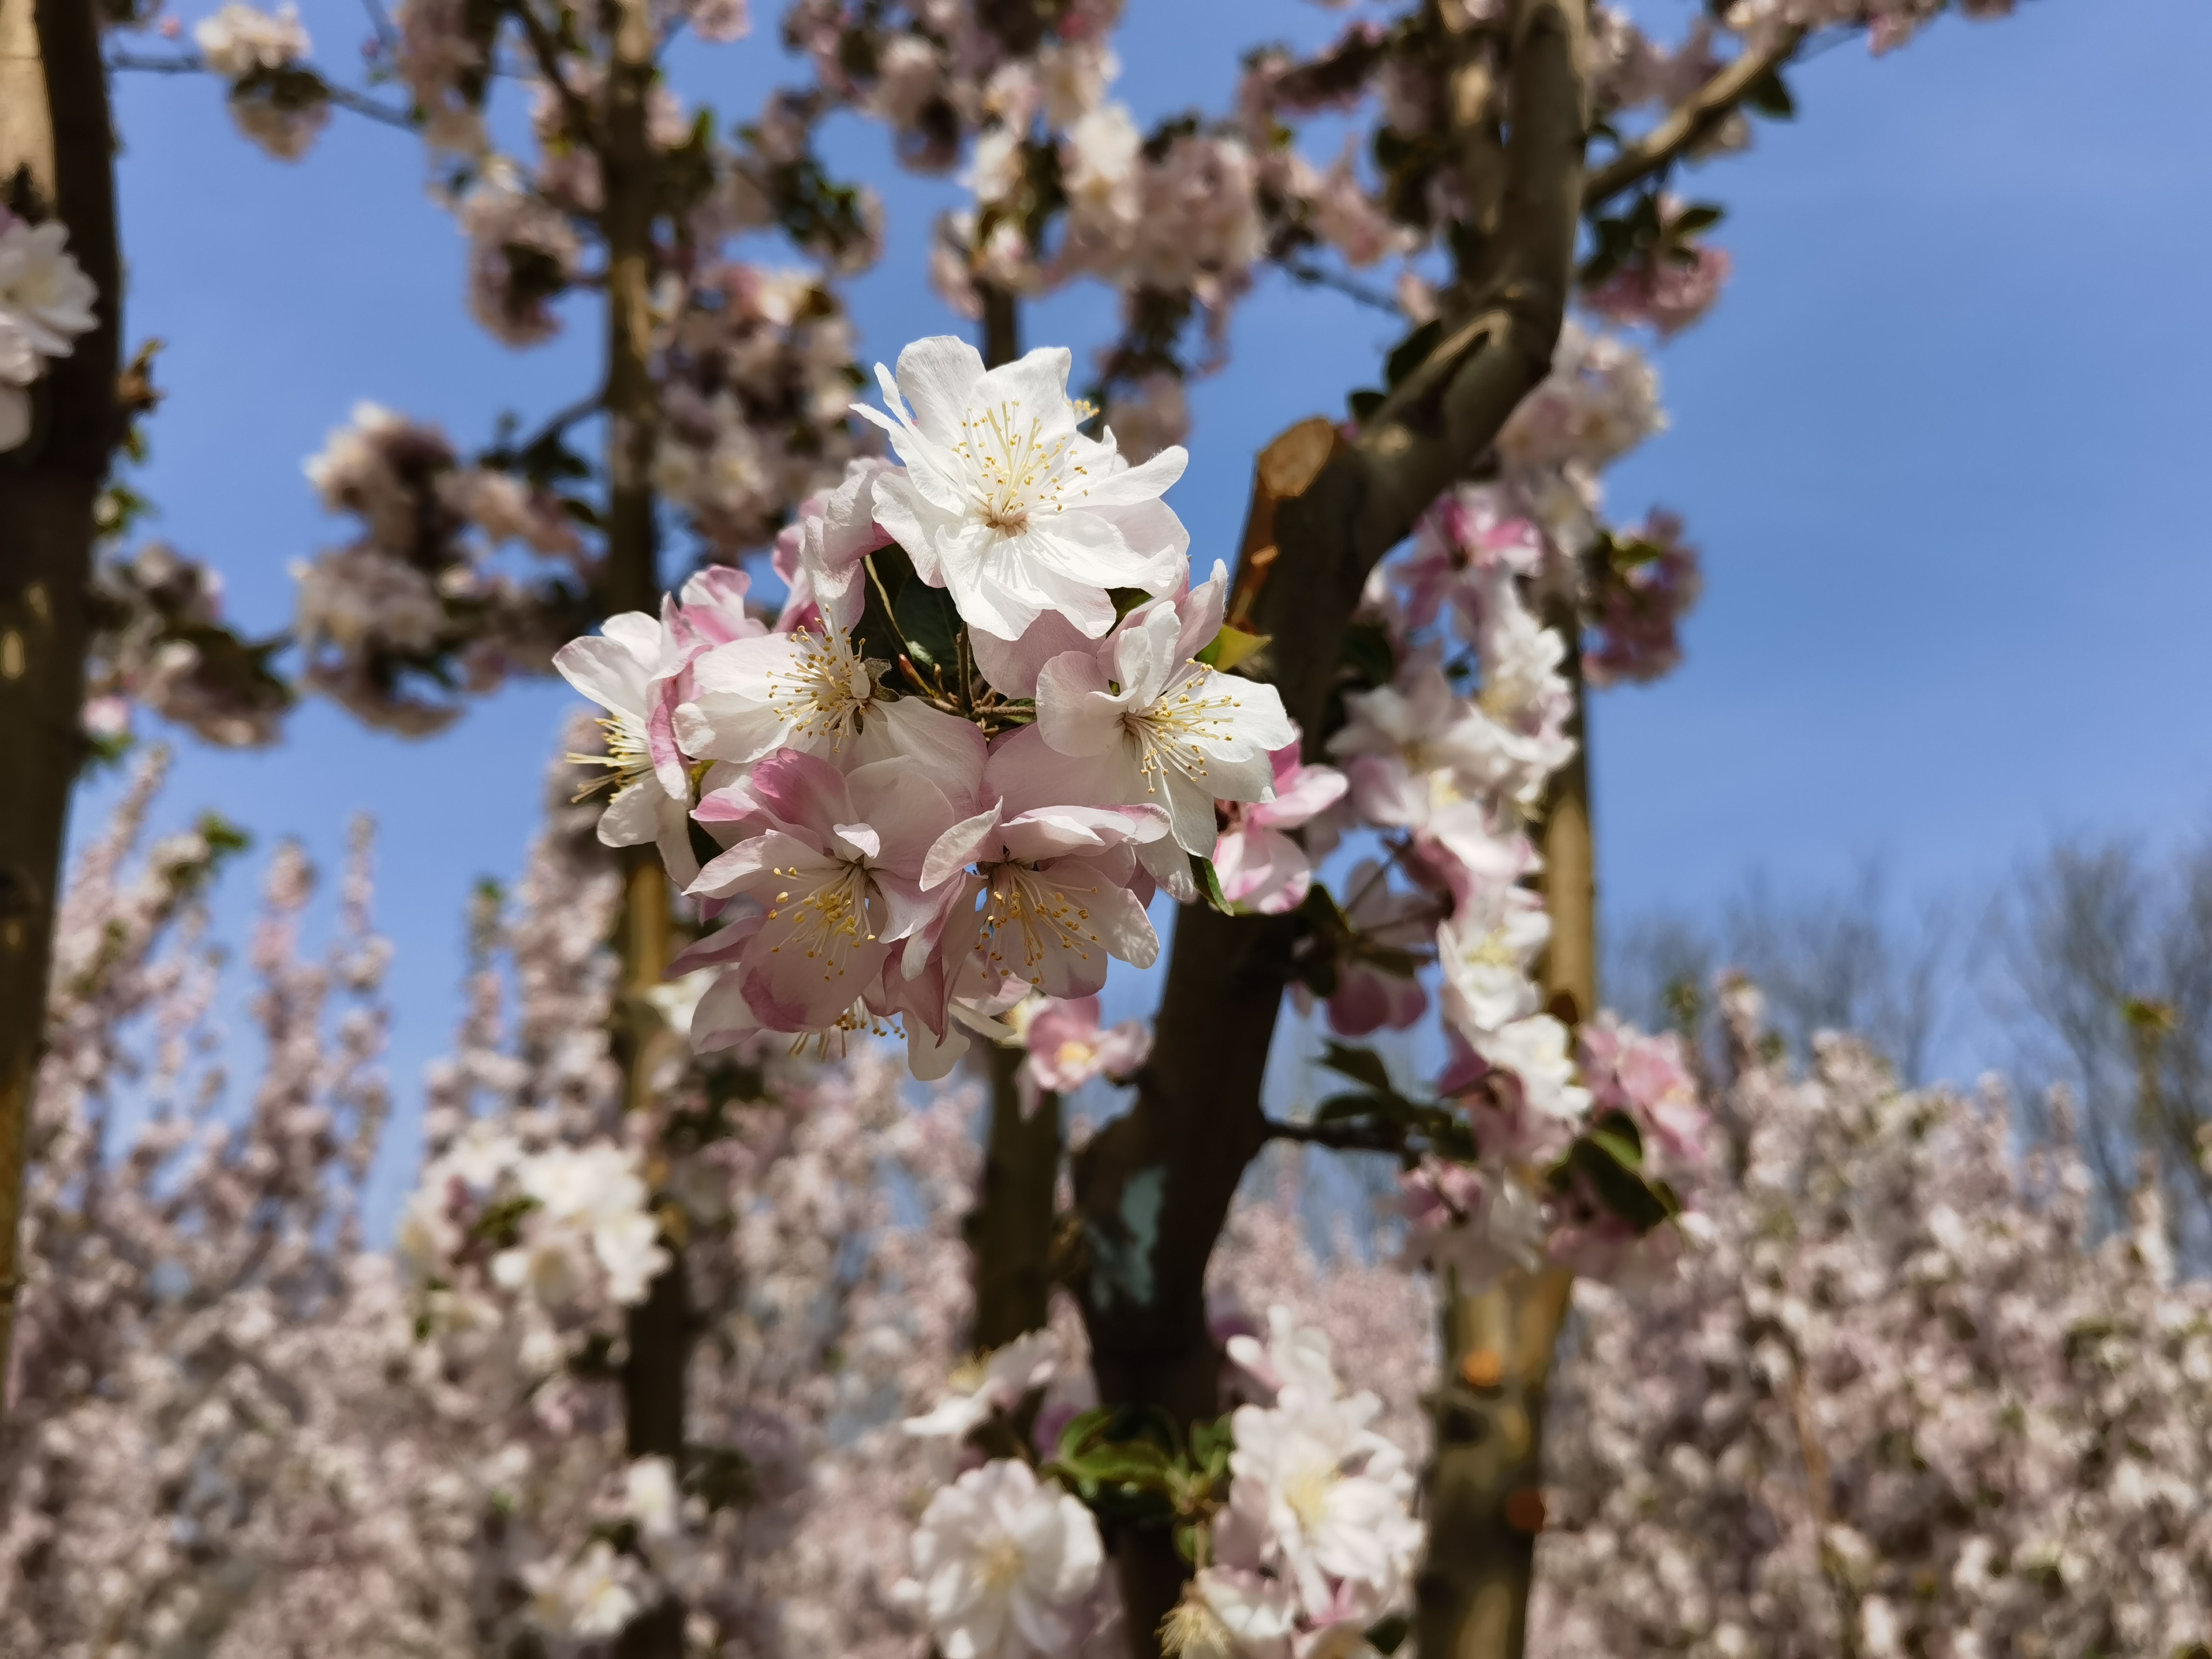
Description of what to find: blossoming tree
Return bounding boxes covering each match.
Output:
[0,0,2041,1656]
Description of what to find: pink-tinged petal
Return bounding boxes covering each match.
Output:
[994,804,1164,865]
[1105,597,1185,709]
[670,911,766,974]
[833,821,881,861]
[846,762,962,878]
[739,920,888,1032]
[602,609,663,663]
[743,748,854,846]
[1249,759,1348,830]
[923,804,1004,892]
[554,632,652,717]
[653,791,702,890]
[854,699,989,808]
[690,968,764,1053]
[984,723,1141,819]
[967,608,1095,699]
[1214,826,1314,915]
[596,777,663,849]
[860,468,947,586]
[645,689,693,801]
[1034,651,1130,757]
[687,831,795,898]
[1345,753,1422,828]
[1172,558,1231,663]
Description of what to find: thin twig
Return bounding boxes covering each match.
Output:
[1278,255,1406,317]
[509,1,597,146]
[106,50,416,130]
[1581,25,1806,209]
[1263,1116,1404,1154]
[515,386,605,457]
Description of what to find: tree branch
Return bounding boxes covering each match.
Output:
[0,0,124,1398]
[105,50,417,131]
[1580,25,1805,210]
[1073,4,1589,1648]
[1262,1116,1402,1154]
[509,1,597,147]
[1277,254,1405,316]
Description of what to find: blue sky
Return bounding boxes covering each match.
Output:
[78,0,2212,1214]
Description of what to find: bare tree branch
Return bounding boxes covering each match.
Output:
[106,49,419,131]
[1581,25,1806,210]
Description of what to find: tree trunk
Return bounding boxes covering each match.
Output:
[960,289,1070,1357]
[1415,596,1593,1659]
[969,1044,1061,1350]
[0,0,122,1401]
[598,8,690,1651]
[1074,6,1588,1653]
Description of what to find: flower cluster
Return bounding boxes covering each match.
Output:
[558,335,1296,1078]
[85,540,294,748]
[0,208,98,452]
[1162,1309,1422,1658]
[193,2,328,159]
[291,401,591,732]
[1532,987,2212,1658]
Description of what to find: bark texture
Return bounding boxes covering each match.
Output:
[1415,597,1594,1659]
[0,0,122,1399]
[969,1044,1062,1350]
[598,10,690,1650]
[1072,5,1589,1650]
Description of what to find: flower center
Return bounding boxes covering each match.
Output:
[955,396,1088,537]
[764,862,879,982]
[1129,669,1240,794]
[763,625,876,750]
[1159,1594,1234,1659]
[972,864,1103,986]
[1054,1038,1098,1074]
[978,1533,1028,1592]
[567,712,652,800]
[1283,1464,1335,1534]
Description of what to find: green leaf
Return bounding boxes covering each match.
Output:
[1192,854,1235,915]
[687,817,723,873]
[894,576,961,670]
[1384,318,1444,389]
[1567,1134,1673,1232]
[1743,68,1796,119]
[1194,624,1267,674]
[1672,203,1725,235]
[1314,1090,1399,1125]
[684,1443,759,1513]
[1337,619,1397,690]
[1367,1615,1412,1655]
[1321,1041,1394,1095]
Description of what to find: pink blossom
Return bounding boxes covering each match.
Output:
[1020,995,1151,1095]
[1213,739,1348,915]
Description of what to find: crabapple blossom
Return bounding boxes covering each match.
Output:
[684,751,973,1035]
[916,795,1168,1002]
[554,612,703,884]
[903,1328,1063,1440]
[1009,572,1296,880]
[903,1458,1105,1659]
[1212,739,1348,915]
[1216,1309,1424,1633]
[0,211,99,451]
[1016,995,1151,1097]
[858,336,1191,640]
